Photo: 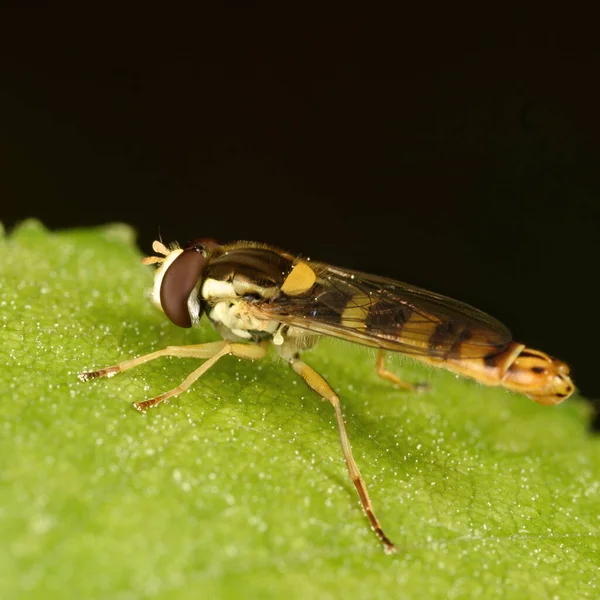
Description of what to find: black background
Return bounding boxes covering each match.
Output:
[1,8,599,406]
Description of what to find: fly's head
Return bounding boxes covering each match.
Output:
[142,239,214,328]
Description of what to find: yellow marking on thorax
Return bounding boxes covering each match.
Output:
[281,262,316,295]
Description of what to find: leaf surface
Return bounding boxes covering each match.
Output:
[1,221,598,599]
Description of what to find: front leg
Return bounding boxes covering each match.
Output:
[79,341,268,411]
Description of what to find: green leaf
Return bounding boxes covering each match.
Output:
[1,221,598,599]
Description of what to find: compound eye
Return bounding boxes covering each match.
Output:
[159,249,207,328]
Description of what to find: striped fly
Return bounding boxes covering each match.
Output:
[79,238,575,554]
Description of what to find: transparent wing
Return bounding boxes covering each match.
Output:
[252,263,512,359]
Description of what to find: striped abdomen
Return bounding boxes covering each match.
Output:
[421,342,574,405]
[241,259,576,405]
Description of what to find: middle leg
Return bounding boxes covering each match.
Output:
[290,356,397,554]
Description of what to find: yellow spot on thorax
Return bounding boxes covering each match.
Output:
[281,262,316,295]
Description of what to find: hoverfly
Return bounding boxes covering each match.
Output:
[79,238,575,554]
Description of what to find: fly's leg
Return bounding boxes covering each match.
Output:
[290,356,397,555]
[376,350,429,392]
[78,341,229,380]
[79,341,267,412]
[132,342,267,412]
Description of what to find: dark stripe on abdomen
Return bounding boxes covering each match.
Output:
[365,301,412,331]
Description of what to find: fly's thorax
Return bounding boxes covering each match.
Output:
[200,245,318,343]
[202,278,280,341]
[200,246,292,339]
[203,282,318,349]
[206,246,294,293]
